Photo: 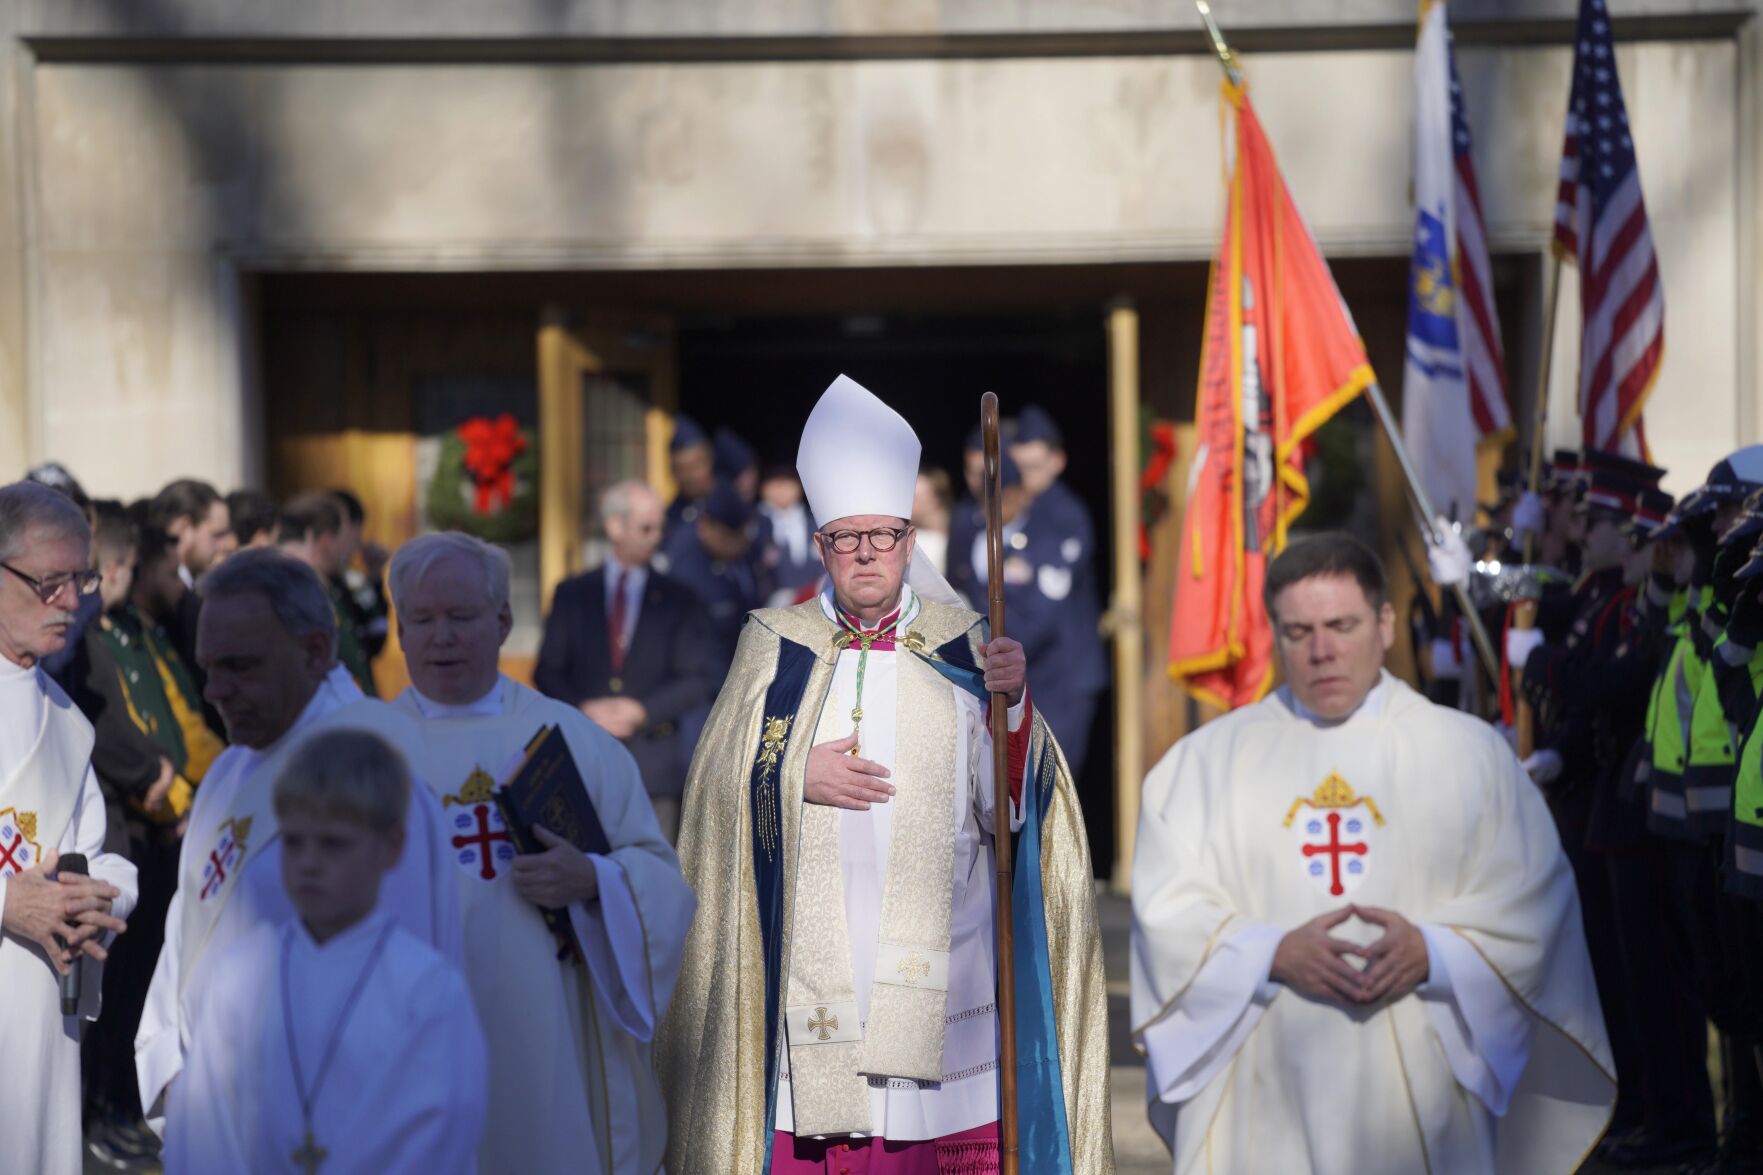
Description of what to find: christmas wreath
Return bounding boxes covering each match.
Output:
[425,414,539,543]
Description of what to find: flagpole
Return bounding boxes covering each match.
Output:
[1513,255,1563,757]
[1195,1,1500,684]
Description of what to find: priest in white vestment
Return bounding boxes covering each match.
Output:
[0,482,138,1175]
[386,531,695,1175]
[1132,532,1615,1174]
[166,728,486,1175]
[136,549,463,1130]
[658,376,1113,1175]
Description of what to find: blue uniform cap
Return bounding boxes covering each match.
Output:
[670,415,709,454]
[1015,404,1064,449]
[700,479,753,529]
[713,428,757,480]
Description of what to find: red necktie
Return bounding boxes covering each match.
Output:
[609,571,628,674]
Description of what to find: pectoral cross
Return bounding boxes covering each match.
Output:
[292,1129,328,1174]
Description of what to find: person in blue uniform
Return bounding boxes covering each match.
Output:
[663,415,717,551]
[713,427,760,503]
[660,479,766,678]
[947,442,1106,780]
[1008,405,1109,780]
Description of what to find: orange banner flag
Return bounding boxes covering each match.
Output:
[1169,83,1376,710]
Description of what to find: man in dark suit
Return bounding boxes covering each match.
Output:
[535,479,715,840]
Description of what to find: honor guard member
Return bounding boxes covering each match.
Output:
[661,479,767,681]
[1585,486,1720,1168]
[662,415,716,552]
[950,443,1108,779]
[713,427,760,503]
[1508,452,1665,1154]
[1642,446,1763,1171]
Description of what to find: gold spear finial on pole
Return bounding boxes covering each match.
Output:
[1196,1,1243,86]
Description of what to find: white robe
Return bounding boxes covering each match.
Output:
[137,669,465,1129]
[164,910,487,1175]
[391,675,696,1175]
[774,619,1027,1142]
[1131,672,1614,1174]
[0,655,139,1175]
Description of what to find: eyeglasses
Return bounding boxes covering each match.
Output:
[816,526,912,555]
[1,562,100,605]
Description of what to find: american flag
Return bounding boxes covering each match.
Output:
[1448,38,1512,442]
[1554,0,1662,456]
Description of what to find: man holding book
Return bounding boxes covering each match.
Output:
[388,530,695,1175]
[656,376,1112,1174]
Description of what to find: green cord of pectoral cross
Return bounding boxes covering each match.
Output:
[836,610,900,756]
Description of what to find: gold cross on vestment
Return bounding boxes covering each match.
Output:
[807,1006,838,1041]
[292,1129,329,1174]
[896,952,931,984]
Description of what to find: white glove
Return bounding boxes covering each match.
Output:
[1505,627,1545,671]
[1521,748,1564,786]
[1426,522,1473,589]
[1512,491,1547,540]
[1428,637,1462,680]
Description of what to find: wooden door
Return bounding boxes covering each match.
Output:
[536,308,678,608]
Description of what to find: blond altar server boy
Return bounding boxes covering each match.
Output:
[165,729,486,1175]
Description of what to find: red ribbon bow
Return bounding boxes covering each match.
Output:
[457,414,526,515]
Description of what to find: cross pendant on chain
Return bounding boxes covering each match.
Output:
[292,1129,329,1174]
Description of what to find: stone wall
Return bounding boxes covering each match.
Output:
[0,0,1748,494]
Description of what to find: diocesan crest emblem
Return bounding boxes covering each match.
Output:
[1283,773,1385,899]
[200,816,252,901]
[444,767,514,882]
[0,807,41,878]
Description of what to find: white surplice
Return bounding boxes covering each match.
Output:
[774,590,1026,1142]
[0,654,139,1175]
[164,910,487,1175]
[1131,672,1615,1174]
[392,675,696,1175]
[137,669,464,1129]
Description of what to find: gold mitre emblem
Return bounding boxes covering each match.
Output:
[16,810,36,841]
[444,767,497,808]
[1282,772,1385,829]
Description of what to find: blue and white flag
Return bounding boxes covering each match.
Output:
[1403,0,1512,523]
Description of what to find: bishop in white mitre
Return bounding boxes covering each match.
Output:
[657,377,1112,1175]
[387,531,696,1175]
[1132,533,1615,1174]
[137,549,463,1128]
[0,483,138,1175]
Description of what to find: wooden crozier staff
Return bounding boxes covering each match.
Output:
[980,391,1020,1175]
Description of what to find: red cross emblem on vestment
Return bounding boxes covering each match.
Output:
[200,817,252,902]
[0,807,41,878]
[1283,773,1385,899]
[444,768,515,881]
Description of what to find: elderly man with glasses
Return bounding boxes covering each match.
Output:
[0,481,138,1175]
[658,376,1111,1175]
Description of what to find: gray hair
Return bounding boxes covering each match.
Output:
[0,481,91,562]
[388,531,511,612]
[599,479,658,528]
[273,728,411,835]
[198,547,338,655]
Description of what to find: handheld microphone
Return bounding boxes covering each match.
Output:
[55,853,87,1016]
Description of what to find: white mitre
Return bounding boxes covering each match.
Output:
[797,374,961,607]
